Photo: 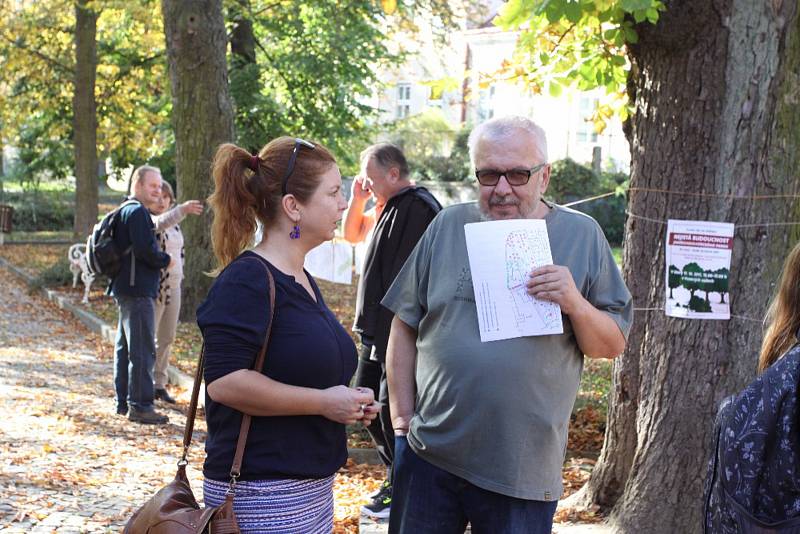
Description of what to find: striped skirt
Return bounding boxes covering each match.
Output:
[203,475,335,533]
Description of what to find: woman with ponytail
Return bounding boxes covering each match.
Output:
[197,137,378,533]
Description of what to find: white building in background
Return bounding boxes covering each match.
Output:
[368,9,630,172]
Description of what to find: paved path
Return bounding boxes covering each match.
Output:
[0,268,200,533]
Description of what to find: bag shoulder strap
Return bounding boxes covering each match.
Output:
[180,257,277,472]
[229,257,276,478]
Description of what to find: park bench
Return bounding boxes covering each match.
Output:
[67,243,95,303]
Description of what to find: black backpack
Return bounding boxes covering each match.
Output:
[704,343,800,533]
[86,199,139,278]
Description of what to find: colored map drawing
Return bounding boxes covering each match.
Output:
[505,230,561,329]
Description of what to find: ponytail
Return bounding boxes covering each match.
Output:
[209,144,260,274]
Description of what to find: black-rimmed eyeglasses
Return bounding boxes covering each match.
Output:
[475,162,547,186]
[281,138,316,196]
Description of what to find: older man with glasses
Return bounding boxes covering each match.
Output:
[382,116,633,533]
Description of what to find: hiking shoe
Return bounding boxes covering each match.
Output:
[155,388,177,404]
[116,404,128,416]
[361,482,391,519]
[128,408,169,425]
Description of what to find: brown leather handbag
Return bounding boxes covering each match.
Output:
[124,264,276,534]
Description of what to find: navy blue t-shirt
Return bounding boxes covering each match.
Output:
[197,251,357,481]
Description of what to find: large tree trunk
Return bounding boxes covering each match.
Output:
[578,1,800,531]
[161,0,235,320]
[72,0,99,237]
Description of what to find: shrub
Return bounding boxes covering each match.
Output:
[10,199,74,232]
[688,295,712,313]
[548,159,627,246]
[29,257,74,289]
[385,110,472,182]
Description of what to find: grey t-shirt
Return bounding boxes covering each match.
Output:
[381,201,633,500]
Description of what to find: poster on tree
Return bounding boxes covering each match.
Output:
[665,219,734,320]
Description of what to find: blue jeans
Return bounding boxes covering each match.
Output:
[389,436,558,534]
[114,295,157,411]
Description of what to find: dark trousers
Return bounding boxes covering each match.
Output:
[114,295,157,412]
[353,343,395,482]
[389,436,558,534]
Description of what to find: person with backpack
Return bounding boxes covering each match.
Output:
[704,241,800,532]
[110,165,172,424]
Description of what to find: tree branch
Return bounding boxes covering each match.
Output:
[0,31,74,76]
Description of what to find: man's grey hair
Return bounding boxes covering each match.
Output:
[130,165,161,194]
[467,116,548,166]
[360,143,410,180]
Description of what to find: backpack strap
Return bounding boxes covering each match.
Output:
[116,199,141,286]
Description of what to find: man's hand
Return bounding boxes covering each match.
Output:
[526,265,586,315]
[351,176,372,204]
[179,200,204,216]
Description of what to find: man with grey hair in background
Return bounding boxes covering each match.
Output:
[382,116,632,532]
[344,143,441,518]
[110,165,171,425]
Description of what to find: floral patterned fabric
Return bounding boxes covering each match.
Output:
[704,344,800,533]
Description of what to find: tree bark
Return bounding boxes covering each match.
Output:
[72,0,99,238]
[161,0,235,320]
[579,1,800,531]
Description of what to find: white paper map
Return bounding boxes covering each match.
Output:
[304,241,353,285]
[465,219,563,342]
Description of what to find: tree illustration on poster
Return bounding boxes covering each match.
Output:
[714,267,730,303]
[681,262,704,299]
[668,265,681,299]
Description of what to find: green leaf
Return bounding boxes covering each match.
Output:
[495,0,533,29]
[603,28,617,40]
[544,0,566,23]
[611,54,626,66]
[621,0,655,10]
[564,1,582,23]
[549,79,563,97]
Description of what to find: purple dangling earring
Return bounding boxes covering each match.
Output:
[290,224,301,239]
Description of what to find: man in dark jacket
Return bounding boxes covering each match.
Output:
[344,144,441,518]
[111,165,171,424]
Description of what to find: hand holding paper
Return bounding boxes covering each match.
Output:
[526,265,583,315]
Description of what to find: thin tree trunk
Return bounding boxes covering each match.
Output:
[579,1,800,531]
[73,0,99,237]
[161,0,235,320]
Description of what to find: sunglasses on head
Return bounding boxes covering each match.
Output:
[281,138,316,196]
[475,162,547,186]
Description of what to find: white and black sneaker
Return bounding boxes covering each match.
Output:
[361,481,392,519]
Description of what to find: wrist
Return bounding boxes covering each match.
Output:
[311,388,329,416]
[565,296,591,318]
